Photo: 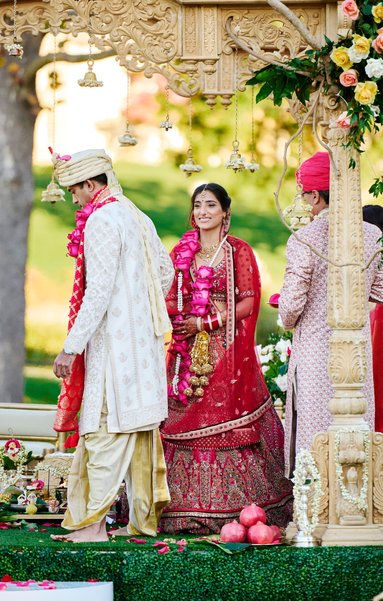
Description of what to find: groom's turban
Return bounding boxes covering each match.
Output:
[52,149,114,187]
[296,151,330,192]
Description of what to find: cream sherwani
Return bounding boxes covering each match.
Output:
[61,196,174,534]
[279,212,383,476]
[64,199,174,435]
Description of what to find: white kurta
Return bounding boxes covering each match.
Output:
[64,199,174,435]
[279,214,383,475]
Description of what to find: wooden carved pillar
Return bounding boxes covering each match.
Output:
[311,116,383,545]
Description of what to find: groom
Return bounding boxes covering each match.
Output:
[51,149,174,542]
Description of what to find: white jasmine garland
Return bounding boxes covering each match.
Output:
[365,58,383,79]
[292,449,323,536]
[334,428,369,512]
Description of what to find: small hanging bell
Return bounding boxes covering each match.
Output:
[5,40,23,59]
[118,121,138,146]
[179,147,202,177]
[41,179,66,203]
[225,141,246,173]
[245,159,260,173]
[78,59,103,88]
[160,118,173,132]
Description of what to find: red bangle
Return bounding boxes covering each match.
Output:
[203,314,220,331]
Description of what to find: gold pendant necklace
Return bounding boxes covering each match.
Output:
[198,242,219,259]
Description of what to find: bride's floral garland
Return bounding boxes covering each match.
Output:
[170,230,215,405]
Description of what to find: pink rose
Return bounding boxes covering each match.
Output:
[191,289,210,303]
[67,242,79,257]
[268,293,280,308]
[195,265,214,279]
[175,247,194,270]
[339,69,358,87]
[337,111,351,129]
[372,32,383,54]
[68,228,81,244]
[341,0,359,20]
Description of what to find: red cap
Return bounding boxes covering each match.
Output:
[296,152,330,193]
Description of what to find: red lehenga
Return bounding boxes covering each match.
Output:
[160,235,293,534]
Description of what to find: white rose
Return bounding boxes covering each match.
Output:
[347,46,369,63]
[274,374,288,392]
[371,105,381,117]
[365,58,383,79]
[262,365,269,375]
[275,338,292,360]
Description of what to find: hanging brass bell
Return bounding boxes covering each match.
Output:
[41,180,66,204]
[78,60,103,88]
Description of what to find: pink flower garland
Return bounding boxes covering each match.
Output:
[170,229,215,405]
[67,186,108,257]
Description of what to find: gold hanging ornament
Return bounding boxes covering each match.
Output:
[225,44,247,173]
[78,34,103,88]
[283,116,312,230]
[5,0,23,59]
[245,87,260,173]
[184,331,213,397]
[159,85,173,132]
[180,97,202,177]
[118,70,138,146]
[42,34,65,204]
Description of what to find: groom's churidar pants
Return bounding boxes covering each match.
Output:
[61,405,170,536]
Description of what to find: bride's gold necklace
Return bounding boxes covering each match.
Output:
[198,242,219,260]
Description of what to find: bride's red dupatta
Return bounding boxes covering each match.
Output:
[53,195,117,445]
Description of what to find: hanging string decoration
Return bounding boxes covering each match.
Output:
[119,69,138,146]
[159,85,173,132]
[5,0,23,59]
[78,32,103,88]
[42,34,65,204]
[179,97,202,177]
[283,114,312,230]
[245,86,260,173]
[225,43,246,173]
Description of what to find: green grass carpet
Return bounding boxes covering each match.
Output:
[0,526,383,600]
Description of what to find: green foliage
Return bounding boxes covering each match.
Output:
[369,176,383,197]
[0,529,382,600]
[246,3,383,171]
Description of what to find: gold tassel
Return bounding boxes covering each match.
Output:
[186,331,213,398]
[41,178,66,203]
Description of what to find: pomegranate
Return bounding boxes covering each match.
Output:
[247,522,274,545]
[239,503,267,527]
[220,520,247,543]
[269,524,281,542]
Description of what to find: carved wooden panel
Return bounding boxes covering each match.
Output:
[0,0,338,102]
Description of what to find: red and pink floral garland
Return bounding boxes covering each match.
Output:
[169,229,215,405]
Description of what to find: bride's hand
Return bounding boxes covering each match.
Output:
[172,316,198,340]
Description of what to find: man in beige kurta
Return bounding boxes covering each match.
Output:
[279,152,383,477]
[50,149,174,542]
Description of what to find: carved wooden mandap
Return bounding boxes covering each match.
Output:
[1,0,382,545]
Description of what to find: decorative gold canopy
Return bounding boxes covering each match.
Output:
[0,0,339,104]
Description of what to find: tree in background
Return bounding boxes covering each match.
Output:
[0,35,112,403]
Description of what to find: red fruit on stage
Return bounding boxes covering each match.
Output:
[247,523,274,545]
[269,524,282,542]
[239,503,267,527]
[220,520,248,543]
